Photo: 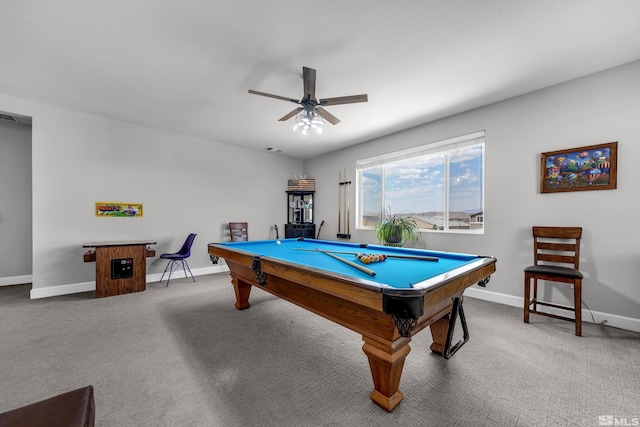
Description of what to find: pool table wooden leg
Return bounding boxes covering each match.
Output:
[231,275,252,310]
[362,335,411,412]
[429,314,450,355]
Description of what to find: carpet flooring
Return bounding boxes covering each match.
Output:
[1,274,638,426]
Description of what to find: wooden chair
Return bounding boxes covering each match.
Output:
[524,226,583,336]
[229,222,248,242]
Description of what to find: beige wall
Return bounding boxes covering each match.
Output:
[304,60,640,330]
[0,93,303,296]
[1,60,638,330]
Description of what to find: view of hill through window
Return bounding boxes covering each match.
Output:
[358,136,484,233]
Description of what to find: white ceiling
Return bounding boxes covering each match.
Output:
[2,1,640,159]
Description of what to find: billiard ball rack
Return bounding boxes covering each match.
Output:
[442,296,469,359]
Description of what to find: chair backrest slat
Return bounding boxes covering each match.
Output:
[229,222,248,242]
[534,226,582,239]
[537,242,575,252]
[537,253,576,264]
[532,226,581,269]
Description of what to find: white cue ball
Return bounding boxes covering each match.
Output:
[276,240,281,245]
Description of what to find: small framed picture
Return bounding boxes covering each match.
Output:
[540,142,618,193]
[95,202,143,217]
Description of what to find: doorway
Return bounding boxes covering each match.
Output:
[0,111,32,286]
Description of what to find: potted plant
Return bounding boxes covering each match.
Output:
[374,209,420,246]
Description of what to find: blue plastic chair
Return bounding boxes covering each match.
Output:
[159,233,197,286]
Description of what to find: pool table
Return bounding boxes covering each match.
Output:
[208,238,496,412]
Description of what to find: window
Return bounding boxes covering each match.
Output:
[357,131,485,233]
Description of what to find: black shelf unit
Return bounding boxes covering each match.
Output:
[285,191,315,238]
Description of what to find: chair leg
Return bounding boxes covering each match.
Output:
[166,260,178,287]
[161,259,194,287]
[574,279,582,336]
[532,278,538,312]
[524,274,530,324]
[181,260,187,279]
[160,260,172,284]
[183,260,195,282]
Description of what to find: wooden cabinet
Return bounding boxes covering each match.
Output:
[83,241,155,298]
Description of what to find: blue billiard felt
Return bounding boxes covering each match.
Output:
[218,238,481,289]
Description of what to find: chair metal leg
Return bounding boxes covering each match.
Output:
[160,260,172,284]
[161,259,195,286]
[180,260,187,279]
[183,260,195,282]
[166,260,178,287]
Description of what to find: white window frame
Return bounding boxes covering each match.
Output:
[356,130,485,234]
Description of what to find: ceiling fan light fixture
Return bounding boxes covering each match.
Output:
[249,66,368,134]
[293,109,324,135]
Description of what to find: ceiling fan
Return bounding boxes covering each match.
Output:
[248,67,368,133]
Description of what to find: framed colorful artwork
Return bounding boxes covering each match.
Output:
[540,142,618,193]
[95,202,143,217]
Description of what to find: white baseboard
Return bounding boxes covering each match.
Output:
[30,281,96,299]
[466,286,640,333]
[0,275,32,287]
[145,264,229,284]
[17,268,639,333]
[28,265,230,299]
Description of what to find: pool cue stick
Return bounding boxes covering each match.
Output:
[346,168,350,235]
[316,220,324,239]
[293,247,439,261]
[342,168,346,234]
[337,170,341,235]
[322,251,376,276]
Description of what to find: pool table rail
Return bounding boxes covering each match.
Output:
[209,242,388,310]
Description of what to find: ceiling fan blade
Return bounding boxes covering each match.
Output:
[316,106,340,125]
[303,67,317,101]
[319,94,368,106]
[248,90,299,104]
[279,108,303,121]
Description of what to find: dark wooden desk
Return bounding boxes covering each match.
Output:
[83,241,156,298]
